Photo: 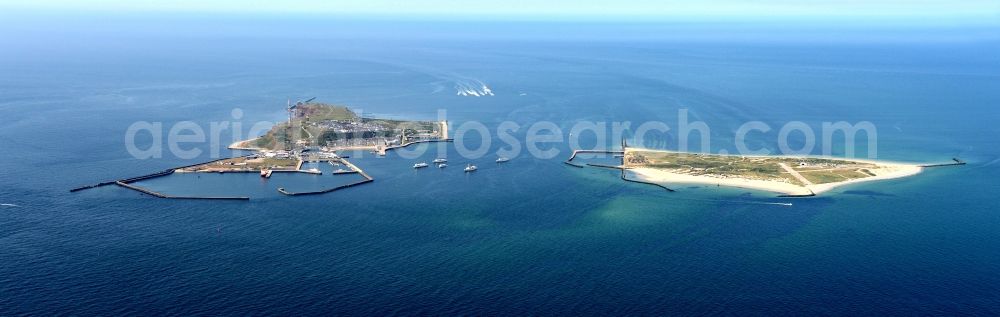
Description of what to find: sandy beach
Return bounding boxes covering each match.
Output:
[228,137,263,150]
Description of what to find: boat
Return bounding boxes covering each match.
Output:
[496,157,510,163]
[438,163,448,168]
[333,168,350,174]
[260,169,272,178]
[464,164,477,172]
[433,158,447,163]
[414,162,429,168]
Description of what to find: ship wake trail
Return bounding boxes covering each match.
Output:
[2,203,20,207]
[454,78,494,97]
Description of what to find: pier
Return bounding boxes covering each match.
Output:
[379,138,454,156]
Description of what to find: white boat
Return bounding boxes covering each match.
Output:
[414,162,429,168]
[496,157,510,163]
[438,163,448,168]
[433,158,447,163]
[260,169,272,178]
[464,164,477,172]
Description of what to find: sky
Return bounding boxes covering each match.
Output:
[0,0,998,24]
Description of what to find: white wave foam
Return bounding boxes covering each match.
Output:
[454,79,495,97]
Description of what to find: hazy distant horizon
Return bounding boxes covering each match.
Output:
[1,0,998,26]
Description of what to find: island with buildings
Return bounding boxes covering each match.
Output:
[230,101,447,151]
[191,101,448,175]
[71,101,451,199]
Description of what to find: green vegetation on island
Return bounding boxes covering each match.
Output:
[249,102,444,151]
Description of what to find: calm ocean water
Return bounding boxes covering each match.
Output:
[2,16,999,314]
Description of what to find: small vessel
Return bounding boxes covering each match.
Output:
[464,164,477,172]
[433,158,447,163]
[414,162,429,168]
[496,157,510,163]
[438,163,448,168]
[303,168,322,175]
[333,168,350,174]
[260,169,272,178]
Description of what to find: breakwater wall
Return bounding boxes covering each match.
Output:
[777,192,817,198]
[276,178,374,196]
[564,149,625,168]
[566,149,624,162]
[119,169,175,183]
[586,163,624,170]
[69,181,117,192]
[920,158,966,168]
[276,157,375,196]
[563,161,586,168]
[72,155,255,192]
[116,181,167,198]
[620,169,675,192]
[114,180,250,200]
[72,155,257,200]
[172,155,254,171]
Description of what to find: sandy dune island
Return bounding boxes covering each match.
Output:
[624,149,924,196]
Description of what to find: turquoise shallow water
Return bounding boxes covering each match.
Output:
[2,17,1000,314]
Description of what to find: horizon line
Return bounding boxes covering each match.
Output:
[1,8,998,27]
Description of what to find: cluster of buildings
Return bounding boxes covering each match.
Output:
[256,149,342,160]
[310,120,389,135]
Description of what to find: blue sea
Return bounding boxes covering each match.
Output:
[2,14,1000,315]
